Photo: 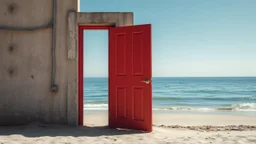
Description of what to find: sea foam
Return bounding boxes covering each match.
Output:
[84,103,256,111]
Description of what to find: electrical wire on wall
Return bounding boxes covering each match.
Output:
[0,0,58,92]
[51,0,58,92]
[0,22,52,31]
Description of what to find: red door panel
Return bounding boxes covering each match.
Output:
[109,24,152,132]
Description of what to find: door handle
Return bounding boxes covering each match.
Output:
[141,78,151,84]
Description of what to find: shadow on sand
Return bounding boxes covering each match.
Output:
[0,123,146,137]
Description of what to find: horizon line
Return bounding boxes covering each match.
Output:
[84,76,256,78]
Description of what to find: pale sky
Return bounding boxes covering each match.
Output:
[81,0,256,77]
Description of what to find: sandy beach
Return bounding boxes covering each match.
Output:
[0,112,255,144]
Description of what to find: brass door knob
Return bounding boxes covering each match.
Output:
[141,78,151,84]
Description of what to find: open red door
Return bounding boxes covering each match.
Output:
[109,24,152,132]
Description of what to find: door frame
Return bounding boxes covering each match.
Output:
[78,24,114,126]
[67,12,134,126]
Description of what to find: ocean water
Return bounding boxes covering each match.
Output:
[84,77,256,115]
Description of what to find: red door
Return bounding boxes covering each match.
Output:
[109,24,152,132]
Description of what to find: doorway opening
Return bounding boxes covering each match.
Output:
[78,25,114,126]
[83,30,109,126]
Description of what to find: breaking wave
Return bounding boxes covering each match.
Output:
[154,103,256,112]
[84,103,256,112]
[84,104,108,110]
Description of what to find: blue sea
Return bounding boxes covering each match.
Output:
[84,77,256,115]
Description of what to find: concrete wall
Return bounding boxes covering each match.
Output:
[0,0,134,126]
[0,0,77,125]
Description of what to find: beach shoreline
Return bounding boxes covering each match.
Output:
[84,110,256,126]
[0,112,255,144]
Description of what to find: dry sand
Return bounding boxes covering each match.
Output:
[0,112,255,144]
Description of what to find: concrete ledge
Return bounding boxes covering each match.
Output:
[77,12,134,27]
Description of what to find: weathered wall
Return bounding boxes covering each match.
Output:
[0,0,134,126]
[0,0,77,125]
